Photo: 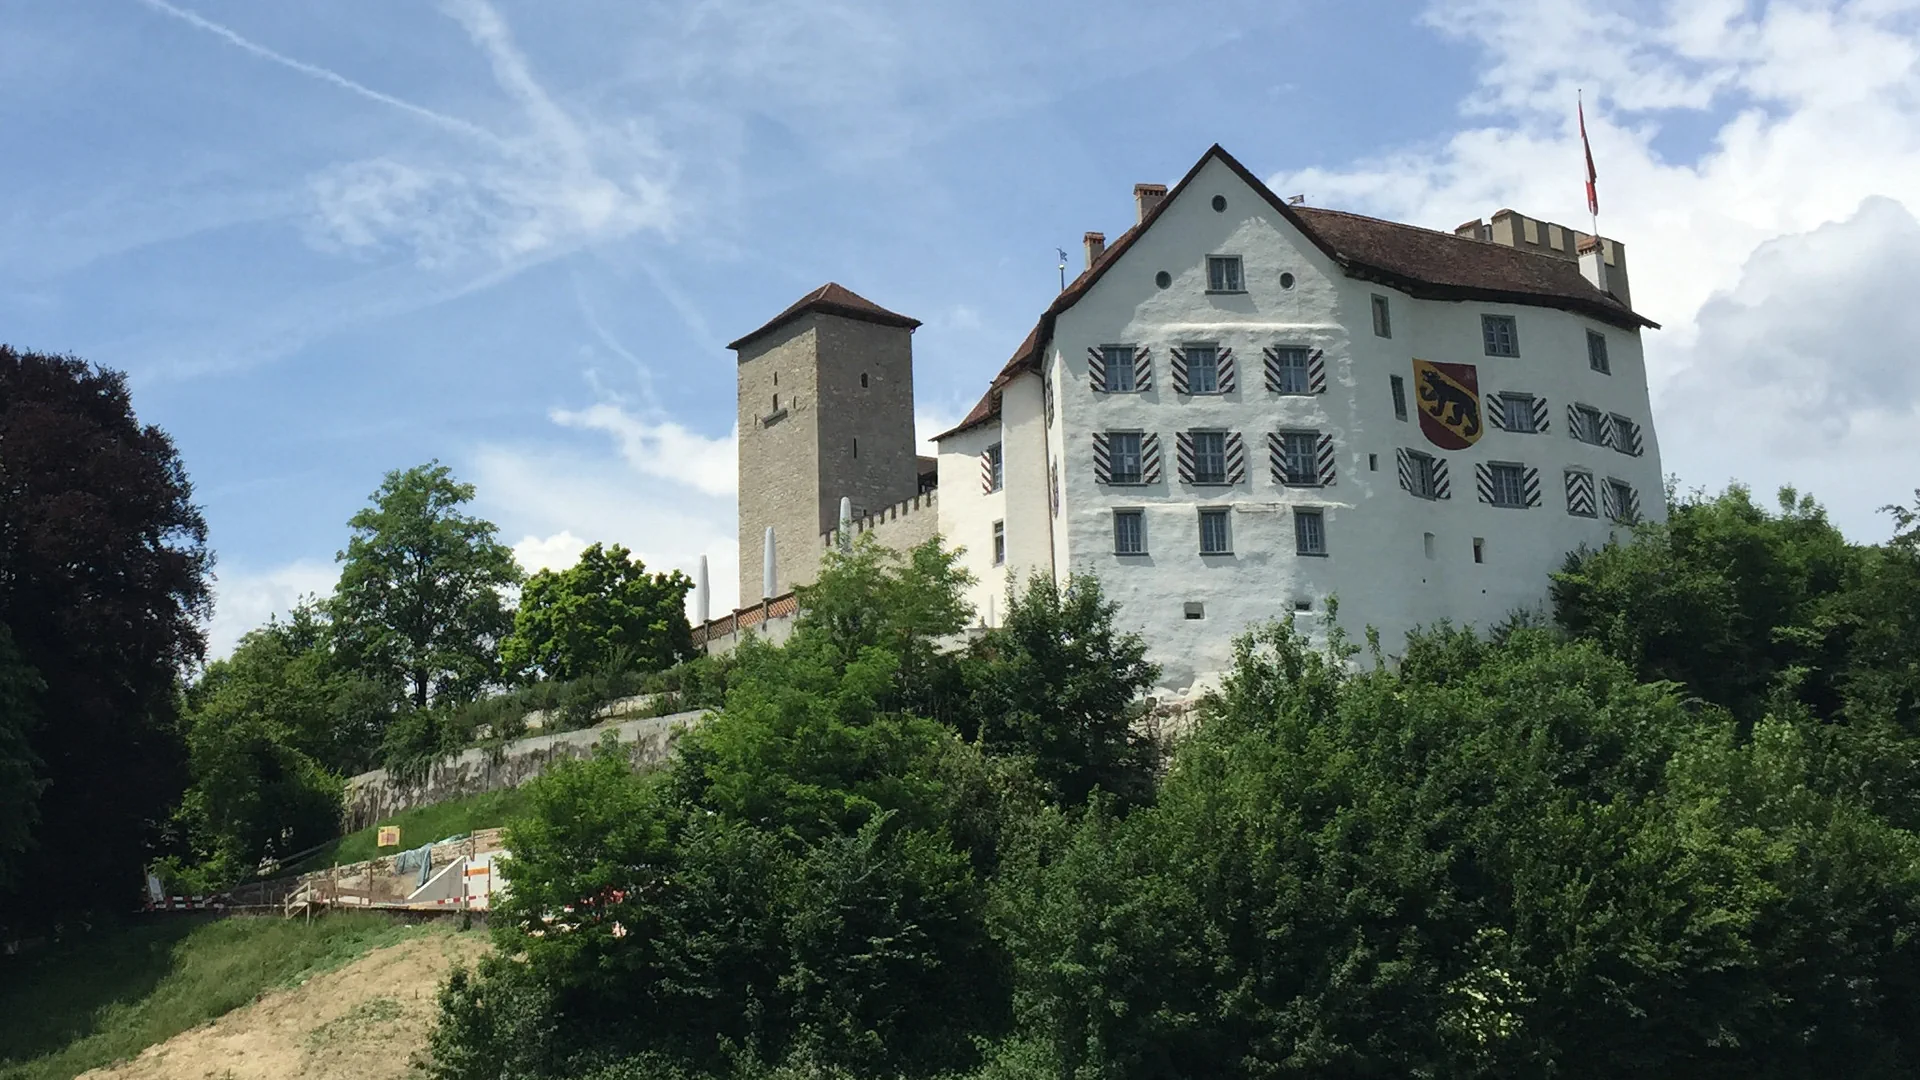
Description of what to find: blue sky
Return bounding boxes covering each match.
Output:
[5,0,1919,655]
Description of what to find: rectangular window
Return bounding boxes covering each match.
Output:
[1108,432,1143,484]
[1101,345,1136,392]
[1390,374,1408,420]
[1488,462,1528,507]
[1500,393,1537,433]
[1610,414,1638,454]
[1206,255,1244,292]
[1270,346,1310,394]
[1371,294,1392,338]
[986,442,1004,491]
[1190,431,1227,484]
[991,520,1005,565]
[1587,330,1611,374]
[1295,508,1326,555]
[1482,314,1519,357]
[1113,510,1144,555]
[1609,479,1636,523]
[1408,449,1439,499]
[1199,508,1232,554]
[1280,431,1318,485]
[1573,405,1603,445]
[1186,344,1220,394]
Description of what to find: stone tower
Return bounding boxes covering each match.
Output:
[729,283,922,607]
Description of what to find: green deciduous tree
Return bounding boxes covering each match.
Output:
[331,462,523,709]
[968,573,1161,809]
[501,542,695,683]
[0,625,44,885]
[0,346,212,925]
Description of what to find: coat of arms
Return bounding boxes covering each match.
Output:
[1412,359,1482,450]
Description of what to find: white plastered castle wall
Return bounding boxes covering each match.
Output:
[1033,156,1664,692]
[937,423,1010,626]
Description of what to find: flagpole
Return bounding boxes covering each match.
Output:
[1580,89,1599,245]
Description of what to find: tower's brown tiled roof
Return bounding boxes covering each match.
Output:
[728,282,921,352]
[934,144,1656,441]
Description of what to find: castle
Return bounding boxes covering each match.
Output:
[695,144,1663,693]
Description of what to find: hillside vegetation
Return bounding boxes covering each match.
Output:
[0,913,437,1080]
[422,488,1920,1080]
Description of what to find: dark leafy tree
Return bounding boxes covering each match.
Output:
[331,461,523,709]
[968,573,1161,809]
[0,625,44,885]
[0,346,212,924]
[500,542,695,683]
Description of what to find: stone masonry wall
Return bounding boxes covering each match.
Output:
[737,319,824,605]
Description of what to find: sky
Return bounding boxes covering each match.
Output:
[4,0,1918,658]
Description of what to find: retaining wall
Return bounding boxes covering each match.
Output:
[341,710,710,831]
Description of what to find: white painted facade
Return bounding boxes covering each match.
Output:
[932,151,1663,693]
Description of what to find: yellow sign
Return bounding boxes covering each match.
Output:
[377,826,401,848]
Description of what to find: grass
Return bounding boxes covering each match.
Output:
[284,785,534,876]
[0,912,436,1080]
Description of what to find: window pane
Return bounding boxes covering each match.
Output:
[1372,295,1391,338]
[1114,511,1143,554]
[1411,452,1437,497]
[1483,315,1518,356]
[1276,347,1309,393]
[1283,432,1317,484]
[1111,432,1142,484]
[1103,346,1135,392]
[1390,374,1407,420]
[1188,346,1218,393]
[1200,510,1231,553]
[1491,463,1525,506]
[987,443,1003,490]
[1587,331,1610,373]
[1194,432,1226,483]
[1503,395,1534,433]
[1295,509,1325,554]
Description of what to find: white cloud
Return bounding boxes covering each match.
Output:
[511,529,590,575]
[917,404,971,457]
[206,558,338,660]
[549,402,737,498]
[1269,0,1920,540]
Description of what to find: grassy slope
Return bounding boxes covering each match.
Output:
[0,912,435,1080]
[286,786,533,876]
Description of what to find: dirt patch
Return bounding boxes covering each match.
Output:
[77,926,491,1080]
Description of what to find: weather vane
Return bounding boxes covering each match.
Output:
[1057,248,1069,290]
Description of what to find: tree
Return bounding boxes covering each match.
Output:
[331,462,523,709]
[967,573,1161,809]
[500,542,695,683]
[0,346,212,924]
[0,625,43,886]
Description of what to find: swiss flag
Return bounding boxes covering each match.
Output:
[1580,98,1599,216]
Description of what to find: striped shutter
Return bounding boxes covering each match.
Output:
[1475,462,1496,504]
[1134,348,1153,391]
[1523,466,1542,507]
[1600,478,1617,520]
[1623,420,1645,456]
[1141,434,1163,484]
[1170,348,1190,394]
[1175,432,1195,483]
[1217,348,1237,393]
[1487,397,1507,431]
[1087,346,1107,392]
[1566,403,1583,441]
[1092,432,1111,484]
[1565,470,1595,516]
[1307,349,1327,394]
[1267,433,1288,485]
[1395,448,1415,495]
[1042,374,1055,427]
[1050,459,1060,517]
[979,449,995,494]
[1225,433,1246,484]
[1316,433,1336,486]
[1262,347,1284,392]
[1623,484,1639,520]
[1431,457,1452,499]
[1531,396,1550,434]
[1598,412,1618,451]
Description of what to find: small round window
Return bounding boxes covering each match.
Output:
[1211,195,1227,212]
[1280,272,1296,290]
[1155,270,1172,289]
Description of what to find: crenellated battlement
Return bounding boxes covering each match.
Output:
[820,490,939,548]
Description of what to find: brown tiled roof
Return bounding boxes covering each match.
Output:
[728,282,921,352]
[933,143,1656,440]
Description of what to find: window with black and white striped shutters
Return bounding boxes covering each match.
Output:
[980,443,1003,494]
[1475,462,1540,507]
[1565,469,1596,517]
[1609,413,1644,456]
[1489,392,1548,434]
[1603,477,1638,523]
[1263,346,1326,394]
[1269,431,1335,486]
[1177,431,1244,485]
[1396,448,1450,499]
[1088,345,1141,393]
[1093,432,1145,485]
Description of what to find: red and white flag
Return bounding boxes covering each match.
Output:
[1579,97,1599,216]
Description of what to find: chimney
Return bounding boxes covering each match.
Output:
[1083,231,1106,269]
[1134,183,1168,224]
[1577,235,1609,296]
